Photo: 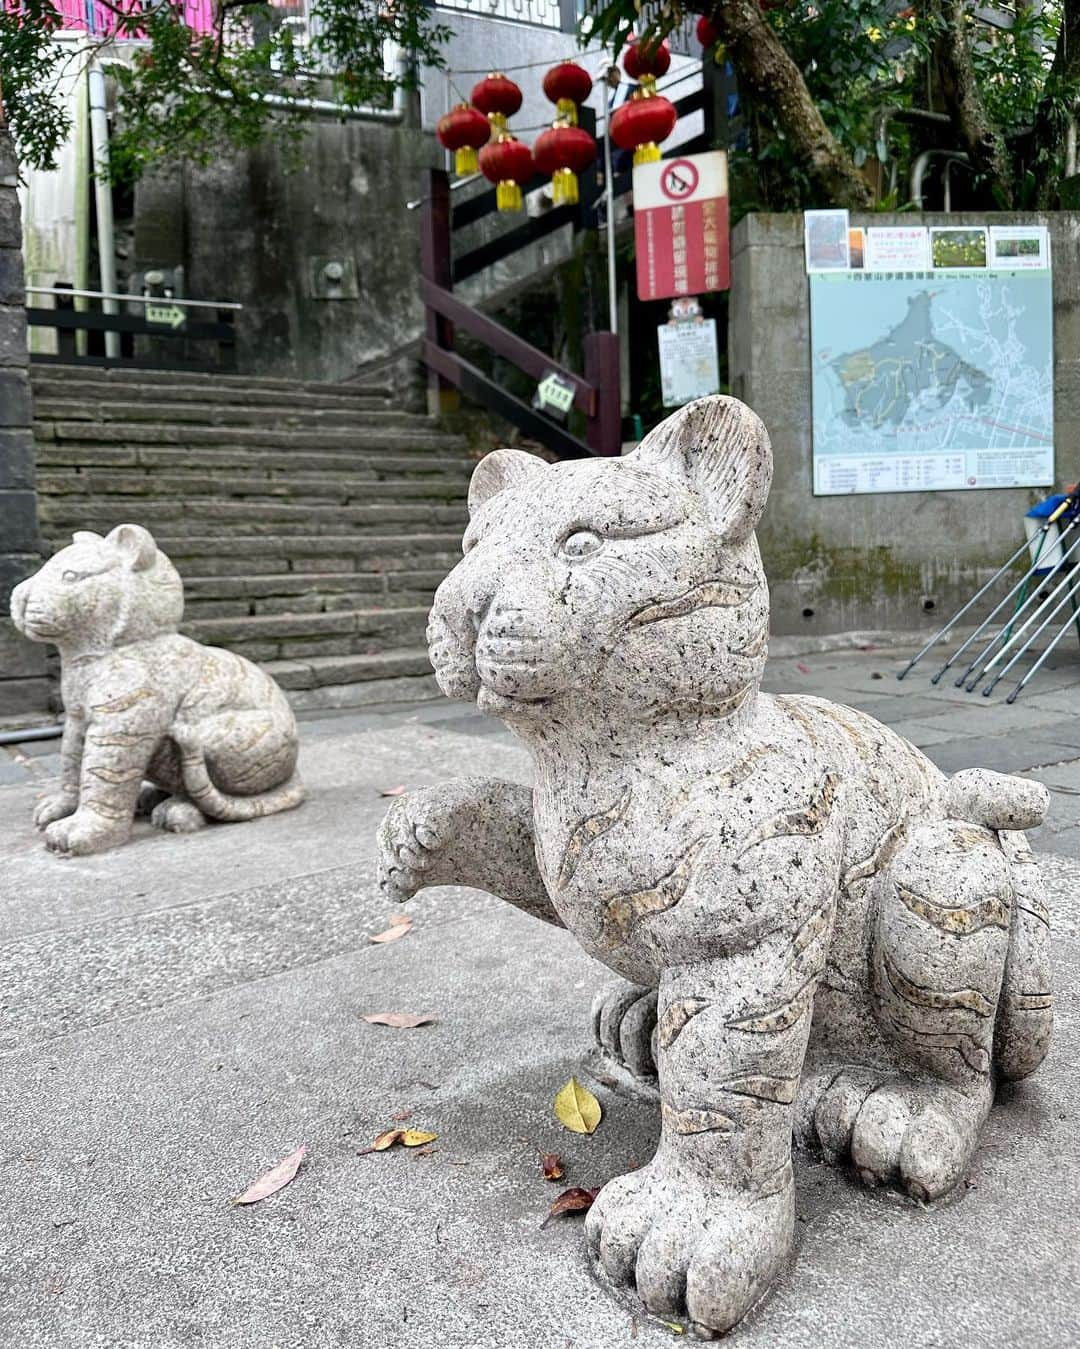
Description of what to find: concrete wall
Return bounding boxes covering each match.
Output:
[730,211,1080,635]
[0,127,48,718]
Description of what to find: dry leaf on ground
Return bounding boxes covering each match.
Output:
[541,1185,600,1227]
[361,1012,436,1028]
[380,785,407,797]
[540,1152,564,1181]
[553,1077,602,1135]
[369,917,413,944]
[232,1143,307,1205]
[360,1128,438,1154]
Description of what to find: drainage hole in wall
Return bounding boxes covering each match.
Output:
[801,607,815,619]
[922,597,936,612]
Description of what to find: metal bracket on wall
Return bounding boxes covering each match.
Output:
[309,257,360,300]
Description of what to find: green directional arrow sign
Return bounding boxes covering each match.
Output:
[535,372,575,416]
[145,303,186,330]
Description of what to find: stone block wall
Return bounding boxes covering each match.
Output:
[0,125,48,718]
[730,211,1080,636]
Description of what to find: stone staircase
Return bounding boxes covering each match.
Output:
[30,365,477,709]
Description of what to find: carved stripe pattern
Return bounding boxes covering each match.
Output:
[881,1017,990,1075]
[656,997,710,1050]
[628,578,759,629]
[90,687,154,715]
[556,787,632,889]
[726,976,817,1034]
[841,815,908,892]
[1005,991,1053,1011]
[881,949,993,1018]
[1019,897,1051,928]
[897,884,1009,935]
[661,1103,736,1135]
[719,1074,798,1105]
[737,772,839,858]
[717,745,773,790]
[604,835,711,939]
[791,902,833,962]
[639,683,753,725]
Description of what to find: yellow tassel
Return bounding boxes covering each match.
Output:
[454,146,479,176]
[556,98,578,126]
[488,112,508,134]
[633,142,662,166]
[552,167,579,206]
[496,180,523,212]
[639,74,657,95]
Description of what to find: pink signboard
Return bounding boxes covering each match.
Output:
[633,151,729,303]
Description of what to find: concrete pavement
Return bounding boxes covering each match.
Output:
[1,635,1078,1348]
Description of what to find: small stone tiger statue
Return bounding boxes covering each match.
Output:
[10,524,304,856]
[377,396,1054,1337]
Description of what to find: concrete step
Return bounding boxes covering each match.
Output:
[40,498,470,537]
[181,605,430,663]
[183,569,445,618]
[36,468,472,504]
[29,380,396,414]
[266,646,435,691]
[35,444,479,476]
[36,420,467,454]
[29,364,394,402]
[96,532,466,577]
[32,398,423,428]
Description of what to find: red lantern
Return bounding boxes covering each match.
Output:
[623,37,671,92]
[479,134,534,213]
[542,61,593,126]
[533,123,596,205]
[471,72,523,135]
[610,90,678,166]
[436,103,491,177]
[696,14,718,48]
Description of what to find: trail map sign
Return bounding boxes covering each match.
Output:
[809,223,1053,496]
[633,151,729,302]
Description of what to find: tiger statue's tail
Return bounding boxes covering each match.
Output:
[175,734,306,822]
[946,768,1054,1081]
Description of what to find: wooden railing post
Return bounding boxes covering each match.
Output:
[419,168,458,415]
[585,331,621,456]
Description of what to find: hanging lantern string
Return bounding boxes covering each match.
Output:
[450,46,607,77]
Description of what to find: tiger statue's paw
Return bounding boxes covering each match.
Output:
[591,979,658,1082]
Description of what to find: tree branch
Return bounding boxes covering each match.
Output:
[710,0,872,208]
[924,0,1014,204]
[1025,0,1080,204]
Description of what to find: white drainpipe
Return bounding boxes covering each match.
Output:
[83,4,119,358]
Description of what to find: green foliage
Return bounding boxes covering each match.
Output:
[1,0,454,177]
[0,0,70,171]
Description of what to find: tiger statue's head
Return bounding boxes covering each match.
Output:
[10,524,183,653]
[427,396,773,730]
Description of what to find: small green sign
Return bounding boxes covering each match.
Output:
[146,303,186,330]
[535,371,575,417]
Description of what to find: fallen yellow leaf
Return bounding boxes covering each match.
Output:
[553,1077,601,1135]
[402,1129,438,1147]
[372,1129,404,1151]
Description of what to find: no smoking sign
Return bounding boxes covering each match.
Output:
[632,149,730,302]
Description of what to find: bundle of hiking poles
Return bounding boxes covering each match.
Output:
[899,490,1080,702]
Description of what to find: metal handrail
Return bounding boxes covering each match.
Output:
[25,286,244,311]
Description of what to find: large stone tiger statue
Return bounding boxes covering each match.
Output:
[10,524,304,856]
[377,396,1054,1337]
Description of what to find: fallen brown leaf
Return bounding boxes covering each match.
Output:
[361,1012,436,1029]
[541,1185,600,1227]
[392,1109,413,1122]
[369,917,413,944]
[540,1152,564,1181]
[233,1143,307,1205]
[360,1127,438,1155]
[380,785,407,797]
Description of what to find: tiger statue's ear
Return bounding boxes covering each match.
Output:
[629,396,772,543]
[468,448,548,516]
[72,531,102,546]
[106,523,158,572]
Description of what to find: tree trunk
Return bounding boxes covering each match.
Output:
[712,0,872,209]
[925,0,1015,205]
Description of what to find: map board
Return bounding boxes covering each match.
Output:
[810,263,1054,497]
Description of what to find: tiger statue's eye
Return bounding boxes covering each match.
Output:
[561,530,603,560]
[62,570,79,583]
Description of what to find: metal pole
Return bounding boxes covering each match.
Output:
[1006,602,1080,702]
[83,4,119,359]
[898,532,1036,680]
[984,565,1080,697]
[938,510,1080,686]
[601,73,618,335]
